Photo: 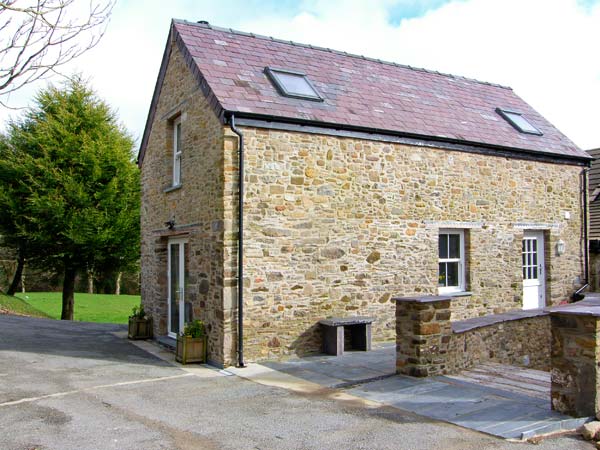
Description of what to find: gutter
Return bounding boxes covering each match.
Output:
[573,167,591,301]
[228,114,245,368]
[227,111,593,166]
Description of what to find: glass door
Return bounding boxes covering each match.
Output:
[168,238,187,337]
[522,231,545,310]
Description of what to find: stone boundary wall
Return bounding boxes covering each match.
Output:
[550,300,600,417]
[447,314,550,373]
[395,295,550,377]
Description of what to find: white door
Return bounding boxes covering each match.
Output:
[522,231,545,310]
[168,238,187,337]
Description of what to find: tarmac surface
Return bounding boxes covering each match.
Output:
[0,314,594,450]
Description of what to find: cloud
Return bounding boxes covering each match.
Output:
[0,0,598,150]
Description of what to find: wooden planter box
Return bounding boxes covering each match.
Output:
[128,317,153,340]
[176,335,207,364]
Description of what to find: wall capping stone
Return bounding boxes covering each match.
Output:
[452,309,548,334]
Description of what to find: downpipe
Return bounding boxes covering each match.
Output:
[572,167,590,301]
[229,114,245,368]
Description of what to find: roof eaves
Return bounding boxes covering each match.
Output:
[224,110,592,165]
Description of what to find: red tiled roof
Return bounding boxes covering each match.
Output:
[143,20,589,162]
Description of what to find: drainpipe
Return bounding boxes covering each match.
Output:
[573,167,590,301]
[229,114,245,368]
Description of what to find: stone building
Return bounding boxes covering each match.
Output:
[139,19,591,367]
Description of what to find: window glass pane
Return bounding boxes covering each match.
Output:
[446,262,459,287]
[439,234,448,259]
[448,234,460,258]
[532,267,538,279]
[176,122,182,152]
[174,154,181,185]
[170,244,180,334]
[273,71,319,97]
[532,239,537,253]
[438,263,446,287]
[504,111,539,134]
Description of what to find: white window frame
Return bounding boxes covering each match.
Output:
[438,229,466,294]
[172,116,182,187]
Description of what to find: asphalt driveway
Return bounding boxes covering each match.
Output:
[0,314,593,450]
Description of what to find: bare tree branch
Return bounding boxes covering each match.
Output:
[0,0,114,97]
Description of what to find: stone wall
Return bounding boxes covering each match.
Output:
[551,312,600,417]
[590,250,600,292]
[448,315,550,372]
[140,38,230,365]
[396,296,453,376]
[395,296,550,376]
[236,126,584,361]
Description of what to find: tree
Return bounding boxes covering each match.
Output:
[0,77,139,319]
[0,133,39,295]
[0,0,114,105]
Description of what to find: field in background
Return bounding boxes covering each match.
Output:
[15,292,140,323]
[0,293,50,318]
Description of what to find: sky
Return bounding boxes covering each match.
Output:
[1,0,599,151]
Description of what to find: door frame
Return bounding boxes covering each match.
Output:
[522,230,546,310]
[167,237,187,338]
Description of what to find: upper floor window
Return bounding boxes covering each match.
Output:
[265,67,323,101]
[438,229,466,294]
[172,117,182,186]
[496,108,543,135]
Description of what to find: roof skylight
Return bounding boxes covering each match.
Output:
[265,67,323,101]
[496,108,542,135]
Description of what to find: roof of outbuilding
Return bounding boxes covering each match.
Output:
[139,20,591,164]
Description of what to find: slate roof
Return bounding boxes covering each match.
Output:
[139,20,590,163]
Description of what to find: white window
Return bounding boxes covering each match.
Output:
[438,229,466,294]
[172,117,182,186]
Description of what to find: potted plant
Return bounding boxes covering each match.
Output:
[176,319,207,364]
[128,305,153,340]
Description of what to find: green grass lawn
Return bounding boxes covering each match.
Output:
[0,293,51,318]
[15,292,141,324]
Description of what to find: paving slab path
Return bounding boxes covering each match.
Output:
[0,315,594,449]
[264,343,591,440]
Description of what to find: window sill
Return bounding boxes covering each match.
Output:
[164,184,182,193]
[438,291,472,298]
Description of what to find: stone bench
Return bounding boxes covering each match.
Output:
[319,316,374,356]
